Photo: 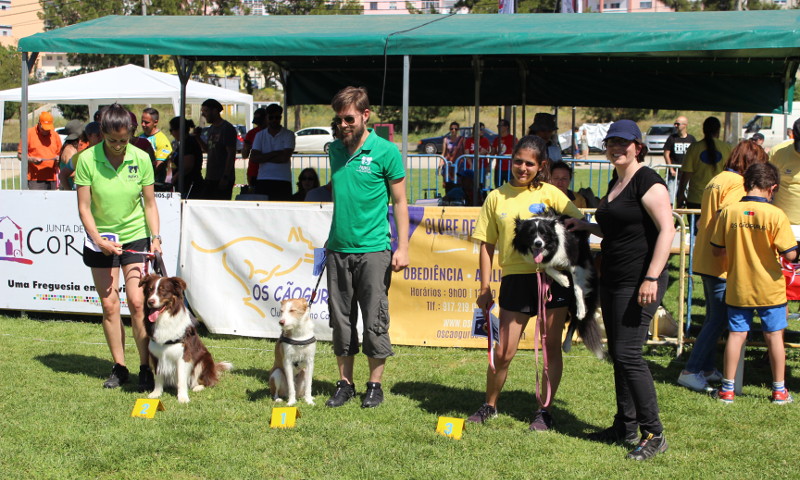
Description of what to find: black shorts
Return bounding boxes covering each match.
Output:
[498,272,573,315]
[82,238,150,269]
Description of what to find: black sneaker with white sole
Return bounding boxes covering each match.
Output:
[361,382,384,408]
[103,363,129,389]
[586,425,639,446]
[325,380,356,407]
[626,431,668,461]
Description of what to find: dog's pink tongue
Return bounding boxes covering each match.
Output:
[147,308,164,323]
[533,249,544,264]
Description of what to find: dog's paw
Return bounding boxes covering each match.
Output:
[192,385,205,392]
[147,391,162,399]
[286,398,297,406]
[273,397,284,403]
[576,304,586,320]
[304,396,315,405]
[177,394,190,404]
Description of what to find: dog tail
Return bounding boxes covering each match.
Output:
[577,316,604,359]
[216,361,233,373]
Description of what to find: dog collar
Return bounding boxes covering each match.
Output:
[161,327,196,345]
[278,335,316,346]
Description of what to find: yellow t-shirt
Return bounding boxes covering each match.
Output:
[682,138,733,204]
[768,139,800,225]
[710,197,798,308]
[473,182,582,276]
[693,170,745,279]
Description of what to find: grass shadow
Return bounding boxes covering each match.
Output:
[237,367,336,402]
[34,353,144,393]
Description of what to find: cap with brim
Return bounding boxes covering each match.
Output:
[64,119,84,141]
[530,113,557,132]
[39,112,55,131]
[751,133,765,141]
[603,119,642,141]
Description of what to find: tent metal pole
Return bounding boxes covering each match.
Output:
[173,56,195,199]
[20,52,37,190]
[402,55,410,170]
[472,55,482,206]
[518,60,527,137]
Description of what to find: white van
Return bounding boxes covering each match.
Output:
[741,102,800,149]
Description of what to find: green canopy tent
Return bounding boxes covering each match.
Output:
[16,11,800,188]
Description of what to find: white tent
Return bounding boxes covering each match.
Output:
[0,64,253,142]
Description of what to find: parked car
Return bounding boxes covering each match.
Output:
[294,126,334,153]
[644,124,675,154]
[55,127,68,145]
[416,126,498,155]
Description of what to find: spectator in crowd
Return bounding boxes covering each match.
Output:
[251,104,296,201]
[61,121,104,189]
[492,118,516,187]
[569,120,674,460]
[167,116,205,199]
[465,123,491,194]
[549,161,588,208]
[19,111,62,190]
[710,163,798,405]
[468,135,583,432]
[242,107,268,189]
[127,112,157,164]
[74,103,161,392]
[677,141,768,392]
[528,112,562,162]
[324,86,408,409]
[663,116,696,202]
[578,127,590,161]
[768,118,800,239]
[305,182,332,202]
[200,98,238,200]
[291,167,321,201]
[750,132,765,147]
[58,120,84,191]
[442,121,466,189]
[676,116,732,210]
[140,107,173,183]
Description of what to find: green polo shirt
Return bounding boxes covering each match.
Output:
[328,129,405,253]
[74,143,154,244]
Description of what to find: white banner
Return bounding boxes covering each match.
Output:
[179,201,337,340]
[0,190,181,314]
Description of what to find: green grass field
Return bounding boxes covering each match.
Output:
[1,310,799,479]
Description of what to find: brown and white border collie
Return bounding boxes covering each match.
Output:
[268,298,316,406]
[140,274,232,403]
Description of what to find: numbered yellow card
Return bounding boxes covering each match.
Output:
[436,416,464,440]
[131,399,165,419]
[270,407,300,429]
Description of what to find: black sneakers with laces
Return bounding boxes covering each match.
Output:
[361,382,384,408]
[103,363,129,389]
[529,408,554,431]
[586,425,639,446]
[466,403,497,424]
[138,365,155,393]
[626,431,668,461]
[325,380,356,407]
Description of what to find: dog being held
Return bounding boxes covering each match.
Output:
[268,298,316,406]
[511,210,603,358]
[140,274,232,403]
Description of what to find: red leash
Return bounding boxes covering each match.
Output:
[534,272,552,408]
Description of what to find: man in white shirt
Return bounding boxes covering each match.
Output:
[251,104,296,201]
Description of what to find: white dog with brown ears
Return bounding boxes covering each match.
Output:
[269,298,317,406]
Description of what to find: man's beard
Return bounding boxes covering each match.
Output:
[342,123,366,149]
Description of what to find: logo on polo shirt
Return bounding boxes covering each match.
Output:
[744,211,755,216]
[129,165,139,173]
[357,156,374,173]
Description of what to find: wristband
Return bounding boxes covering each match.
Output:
[643,276,658,282]
[151,235,162,242]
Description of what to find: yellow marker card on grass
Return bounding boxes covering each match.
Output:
[436,416,464,440]
[270,407,300,429]
[130,399,165,418]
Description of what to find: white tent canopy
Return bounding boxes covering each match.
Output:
[0,64,253,142]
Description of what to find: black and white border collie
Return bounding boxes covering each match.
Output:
[512,210,603,358]
[140,274,232,403]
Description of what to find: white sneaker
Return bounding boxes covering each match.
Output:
[678,372,712,392]
[704,369,723,383]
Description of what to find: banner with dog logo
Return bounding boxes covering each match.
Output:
[0,190,181,314]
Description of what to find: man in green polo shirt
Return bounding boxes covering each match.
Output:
[324,86,409,409]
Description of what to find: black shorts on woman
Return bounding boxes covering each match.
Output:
[82,238,151,269]
[498,272,573,315]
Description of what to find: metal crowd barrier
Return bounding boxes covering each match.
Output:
[0,154,20,190]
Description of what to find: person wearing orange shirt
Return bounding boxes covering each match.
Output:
[19,111,62,190]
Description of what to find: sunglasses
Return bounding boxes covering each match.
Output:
[450,127,459,131]
[300,176,316,181]
[674,122,686,126]
[334,115,358,125]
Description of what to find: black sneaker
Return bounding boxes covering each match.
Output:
[362,382,384,408]
[586,425,639,446]
[529,408,553,431]
[466,403,497,424]
[103,363,129,389]
[626,431,668,461]
[325,380,356,407]
[138,365,155,393]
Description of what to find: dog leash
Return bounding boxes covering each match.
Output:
[309,264,326,305]
[485,301,496,373]
[534,271,553,408]
[122,250,167,277]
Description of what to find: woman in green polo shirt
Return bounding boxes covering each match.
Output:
[74,103,162,392]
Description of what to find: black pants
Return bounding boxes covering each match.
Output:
[600,272,667,436]
[255,179,292,201]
